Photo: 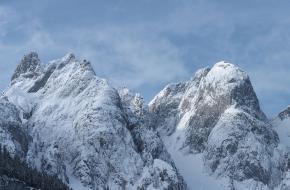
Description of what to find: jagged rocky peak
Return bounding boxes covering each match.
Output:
[119,87,145,111]
[184,61,267,151]
[4,52,188,190]
[150,61,282,189]
[201,61,263,115]
[196,61,262,113]
[278,106,290,120]
[11,52,41,81]
[49,52,76,68]
[150,61,265,144]
[8,52,97,95]
[61,52,75,62]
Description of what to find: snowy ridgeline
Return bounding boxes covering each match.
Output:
[1,53,290,190]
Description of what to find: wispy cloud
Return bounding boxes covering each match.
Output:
[0,6,16,37]
[0,9,189,95]
[68,27,188,89]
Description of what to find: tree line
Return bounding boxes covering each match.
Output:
[0,145,72,190]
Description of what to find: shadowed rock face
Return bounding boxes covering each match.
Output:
[11,52,41,81]
[204,109,281,187]
[28,64,56,93]
[0,97,29,157]
[149,82,188,136]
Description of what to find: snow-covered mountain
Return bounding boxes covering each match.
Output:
[2,52,186,190]
[0,53,290,190]
[149,62,283,190]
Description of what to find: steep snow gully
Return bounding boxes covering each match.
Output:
[1,52,290,190]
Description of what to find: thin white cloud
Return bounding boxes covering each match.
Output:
[0,12,189,92]
[62,27,189,89]
[0,6,17,37]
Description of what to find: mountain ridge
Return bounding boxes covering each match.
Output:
[0,52,290,190]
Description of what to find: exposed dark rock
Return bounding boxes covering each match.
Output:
[11,52,41,81]
[278,106,290,120]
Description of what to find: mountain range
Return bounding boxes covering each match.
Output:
[0,52,289,190]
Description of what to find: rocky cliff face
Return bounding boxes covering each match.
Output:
[1,53,290,190]
[0,97,29,158]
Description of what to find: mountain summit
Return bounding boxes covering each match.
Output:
[11,52,41,81]
[149,61,282,189]
[4,53,187,190]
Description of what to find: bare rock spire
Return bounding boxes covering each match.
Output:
[11,52,41,81]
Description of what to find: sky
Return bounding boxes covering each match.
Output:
[0,0,290,117]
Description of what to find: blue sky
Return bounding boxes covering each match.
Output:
[0,0,290,117]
